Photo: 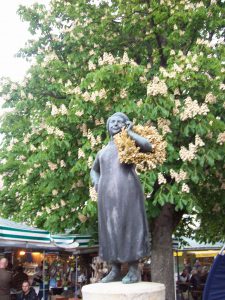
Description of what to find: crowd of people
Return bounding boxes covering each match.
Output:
[0,256,87,300]
[177,259,209,300]
[0,257,41,300]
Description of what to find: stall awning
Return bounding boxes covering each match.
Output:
[0,218,50,243]
[181,237,223,251]
[187,250,220,258]
[0,217,93,251]
[51,234,92,248]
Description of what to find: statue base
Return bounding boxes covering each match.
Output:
[82,281,165,300]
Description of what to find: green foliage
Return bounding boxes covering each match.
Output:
[0,0,224,243]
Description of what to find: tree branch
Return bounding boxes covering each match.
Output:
[145,0,167,67]
[41,91,67,100]
[172,209,184,231]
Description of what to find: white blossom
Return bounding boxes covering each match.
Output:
[180,96,209,121]
[120,89,127,99]
[59,104,68,115]
[73,86,82,95]
[158,173,167,184]
[0,175,4,190]
[179,135,205,162]
[75,110,84,117]
[54,128,65,138]
[147,77,168,96]
[121,52,130,64]
[179,144,196,162]
[60,160,66,167]
[170,169,187,183]
[205,93,216,104]
[195,135,205,147]
[99,52,116,65]
[217,132,225,145]
[88,156,93,168]
[181,183,190,193]
[89,186,98,201]
[52,189,58,196]
[48,162,58,171]
[157,118,171,135]
[78,148,85,159]
[137,99,143,107]
[60,199,66,207]
[30,144,37,152]
[139,76,147,84]
[88,61,96,70]
[219,83,225,90]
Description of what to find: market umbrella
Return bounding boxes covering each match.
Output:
[203,245,225,300]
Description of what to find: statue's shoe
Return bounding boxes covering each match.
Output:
[101,270,121,283]
[122,267,140,284]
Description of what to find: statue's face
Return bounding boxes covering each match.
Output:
[108,115,126,136]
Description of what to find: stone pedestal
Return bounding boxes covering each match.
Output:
[82,281,165,300]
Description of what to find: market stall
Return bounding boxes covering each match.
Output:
[173,237,224,299]
[174,237,224,274]
[0,217,96,299]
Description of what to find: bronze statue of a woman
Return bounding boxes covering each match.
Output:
[90,112,152,284]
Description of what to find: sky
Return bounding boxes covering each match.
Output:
[0,1,49,82]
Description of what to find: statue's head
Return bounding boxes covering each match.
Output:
[106,112,129,136]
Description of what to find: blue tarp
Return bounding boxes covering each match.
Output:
[203,253,225,300]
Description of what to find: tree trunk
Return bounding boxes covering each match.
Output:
[150,204,182,300]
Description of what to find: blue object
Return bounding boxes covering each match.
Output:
[203,247,225,300]
[49,278,57,288]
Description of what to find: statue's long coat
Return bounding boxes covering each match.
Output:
[92,141,150,263]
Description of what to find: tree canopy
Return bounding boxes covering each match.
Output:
[0,0,225,268]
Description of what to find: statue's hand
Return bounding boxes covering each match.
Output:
[125,121,133,131]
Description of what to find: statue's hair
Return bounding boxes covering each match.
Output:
[106,112,130,131]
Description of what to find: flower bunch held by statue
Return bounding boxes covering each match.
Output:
[114,123,167,171]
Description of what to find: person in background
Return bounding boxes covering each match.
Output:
[179,268,190,283]
[190,268,200,287]
[183,258,192,273]
[178,268,190,293]
[193,259,201,269]
[6,262,13,272]
[16,281,38,300]
[13,266,29,292]
[189,268,201,300]
[200,266,208,284]
[0,258,12,300]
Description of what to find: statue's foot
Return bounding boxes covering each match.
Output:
[122,272,140,284]
[101,264,121,283]
[122,263,140,284]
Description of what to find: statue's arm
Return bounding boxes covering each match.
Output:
[126,122,152,153]
[90,153,100,191]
